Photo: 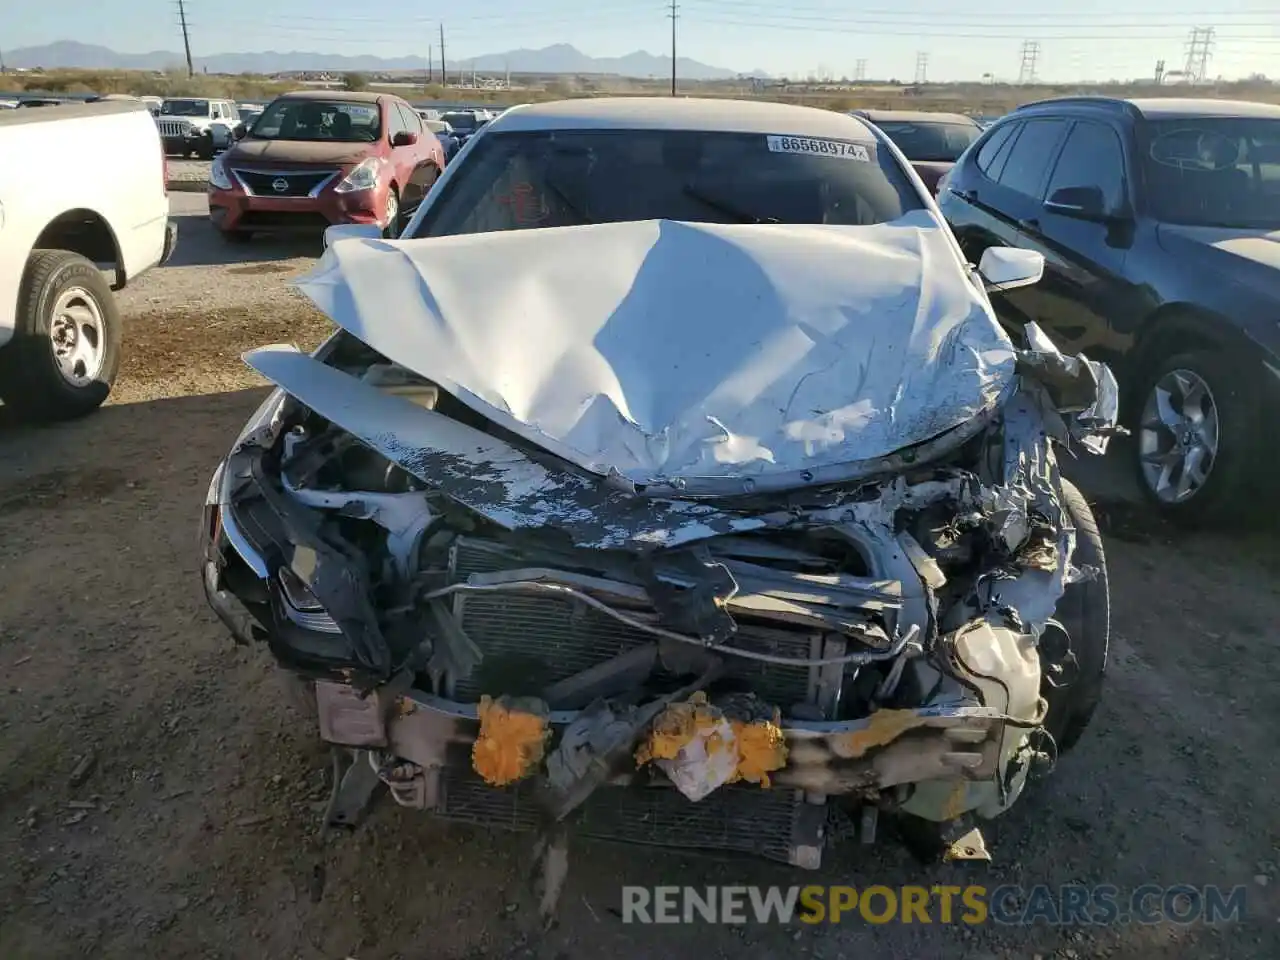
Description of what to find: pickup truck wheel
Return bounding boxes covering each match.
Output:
[1041,480,1109,755]
[1132,350,1257,525]
[0,250,121,421]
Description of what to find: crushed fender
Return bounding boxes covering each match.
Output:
[472,695,551,786]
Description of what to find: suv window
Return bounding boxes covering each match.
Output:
[975,123,1017,179]
[1046,121,1126,212]
[997,119,1068,199]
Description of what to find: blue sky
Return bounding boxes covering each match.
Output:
[7,1,1279,82]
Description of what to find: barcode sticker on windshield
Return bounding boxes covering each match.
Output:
[767,135,871,161]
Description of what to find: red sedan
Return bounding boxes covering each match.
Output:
[208,90,445,242]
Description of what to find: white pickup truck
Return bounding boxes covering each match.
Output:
[0,100,176,419]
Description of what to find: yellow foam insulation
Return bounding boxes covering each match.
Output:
[637,693,789,791]
[730,712,788,788]
[829,708,926,760]
[635,691,728,765]
[471,695,550,787]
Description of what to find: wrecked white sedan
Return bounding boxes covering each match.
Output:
[200,99,1118,875]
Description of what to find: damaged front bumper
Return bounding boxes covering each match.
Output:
[200,323,1118,869]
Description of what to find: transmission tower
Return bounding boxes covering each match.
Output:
[854,58,867,82]
[1183,27,1214,83]
[1017,40,1041,84]
[1154,59,1166,84]
[914,52,928,85]
[175,0,193,78]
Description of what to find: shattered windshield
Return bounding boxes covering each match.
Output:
[249,99,382,143]
[875,120,981,162]
[1142,117,1280,228]
[162,99,209,117]
[412,128,922,238]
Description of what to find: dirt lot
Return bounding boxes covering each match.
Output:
[1,203,1278,960]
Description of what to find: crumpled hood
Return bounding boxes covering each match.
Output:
[294,212,1017,490]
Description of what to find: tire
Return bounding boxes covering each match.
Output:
[1130,349,1258,526]
[383,186,400,239]
[0,249,122,421]
[220,229,254,244]
[197,133,215,161]
[1041,480,1109,754]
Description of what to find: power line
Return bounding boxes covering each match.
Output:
[1018,39,1041,83]
[175,0,194,78]
[914,51,928,84]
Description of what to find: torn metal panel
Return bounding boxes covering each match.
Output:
[243,344,778,551]
[296,215,1018,492]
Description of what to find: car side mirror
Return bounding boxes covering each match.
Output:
[392,131,419,147]
[232,123,247,141]
[323,223,384,249]
[1044,185,1111,222]
[978,246,1044,292]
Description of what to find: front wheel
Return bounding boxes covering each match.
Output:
[1131,349,1258,525]
[382,187,400,239]
[1041,480,1109,754]
[0,249,122,421]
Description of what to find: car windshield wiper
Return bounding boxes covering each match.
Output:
[682,184,779,224]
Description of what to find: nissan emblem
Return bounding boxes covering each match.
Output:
[272,177,289,193]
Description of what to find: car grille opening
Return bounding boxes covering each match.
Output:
[234,169,338,197]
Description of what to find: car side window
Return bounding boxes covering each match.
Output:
[1045,121,1127,212]
[387,103,410,141]
[975,123,1017,179]
[396,103,422,136]
[997,119,1069,199]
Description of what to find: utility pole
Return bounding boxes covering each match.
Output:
[439,23,447,86]
[1017,40,1041,85]
[427,47,433,90]
[914,51,928,85]
[176,0,194,78]
[1183,26,1214,83]
[854,59,867,82]
[669,1,679,96]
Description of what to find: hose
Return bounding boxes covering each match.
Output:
[418,580,917,668]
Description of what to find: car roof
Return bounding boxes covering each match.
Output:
[276,90,387,105]
[855,109,977,125]
[1125,97,1280,119]
[489,97,878,139]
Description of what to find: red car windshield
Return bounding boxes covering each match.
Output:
[250,100,382,143]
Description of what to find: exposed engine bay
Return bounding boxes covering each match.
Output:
[203,321,1118,877]
[201,221,1119,909]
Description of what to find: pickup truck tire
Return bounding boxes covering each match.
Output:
[197,132,215,161]
[1041,480,1109,755]
[0,249,121,421]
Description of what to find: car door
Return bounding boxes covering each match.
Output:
[393,103,438,213]
[1028,119,1139,357]
[955,118,1071,337]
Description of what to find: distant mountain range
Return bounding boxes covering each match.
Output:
[3,41,764,81]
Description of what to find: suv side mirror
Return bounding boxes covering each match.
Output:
[1044,185,1110,221]
[978,246,1044,292]
[392,131,419,147]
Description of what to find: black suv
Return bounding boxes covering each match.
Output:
[939,97,1280,523]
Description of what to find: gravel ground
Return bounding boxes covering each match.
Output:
[0,202,1278,959]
